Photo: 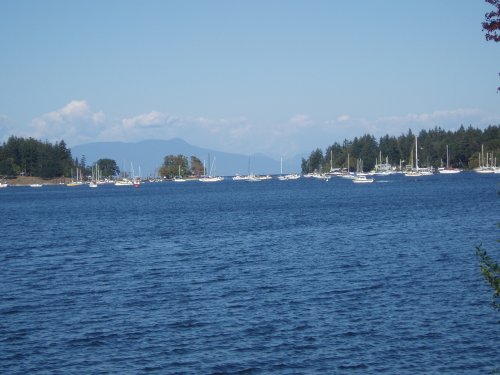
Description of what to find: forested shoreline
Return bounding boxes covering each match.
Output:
[1,125,500,179]
[0,137,119,180]
[301,125,500,173]
[0,137,73,178]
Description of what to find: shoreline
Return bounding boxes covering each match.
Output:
[1,176,70,186]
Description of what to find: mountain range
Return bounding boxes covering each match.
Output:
[70,138,303,177]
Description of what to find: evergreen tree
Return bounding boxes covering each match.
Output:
[96,158,120,178]
[190,156,203,176]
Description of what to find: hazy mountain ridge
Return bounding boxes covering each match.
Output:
[70,138,302,177]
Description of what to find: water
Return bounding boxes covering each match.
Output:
[1,173,499,374]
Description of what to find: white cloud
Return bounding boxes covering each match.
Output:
[289,114,313,127]
[336,115,350,122]
[380,108,481,125]
[30,100,105,144]
[22,101,500,159]
[97,111,178,142]
[122,111,176,130]
[319,108,496,144]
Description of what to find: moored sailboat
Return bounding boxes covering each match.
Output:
[438,145,461,174]
[405,136,423,177]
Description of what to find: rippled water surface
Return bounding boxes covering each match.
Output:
[1,173,499,374]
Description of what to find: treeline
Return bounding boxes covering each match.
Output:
[0,136,74,178]
[301,125,500,173]
[159,154,204,178]
[0,136,121,180]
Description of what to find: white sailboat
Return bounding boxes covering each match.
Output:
[353,175,374,183]
[438,145,461,174]
[89,164,99,187]
[474,144,495,173]
[278,157,300,180]
[115,164,135,186]
[341,153,356,179]
[232,174,249,181]
[199,156,224,182]
[405,136,423,177]
[353,158,373,183]
[173,165,186,182]
[114,179,133,186]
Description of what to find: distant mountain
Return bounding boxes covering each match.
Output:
[70,138,302,177]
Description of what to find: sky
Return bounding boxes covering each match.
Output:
[0,0,499,158]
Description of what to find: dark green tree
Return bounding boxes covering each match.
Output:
[0,158,17,177]
[96,158,120,178]
[350,134,378,171]
[0,136,75,178]
[300,148,324,174]
[483,0,500,91]
[190,156,203,176]
[159,154,189,178]
[301,125,500,174]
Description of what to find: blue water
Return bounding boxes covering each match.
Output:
[1,173,499,374]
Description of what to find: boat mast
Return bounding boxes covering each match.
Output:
[446,145,449,169]
[415,136,419,171]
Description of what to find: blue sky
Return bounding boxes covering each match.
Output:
[0,0,499,158]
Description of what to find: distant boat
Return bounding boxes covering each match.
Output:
[372,151,395,175]
[66,181,83,187]
[474,144,495,173]
[257,175,273,180]
[67,168,84,186]
[405,135,425,177]
[341,153,356,179]
[278,157,300,180]
[246,174,262,182]
[278,173,300,180]
[199,176,224,182]
[30,184,42,188]
[404,170,422,177]
[89,163,101,187]
[0,182,8,188]
[232,174,249,181]
[114,179,133,186]
[353,175,374,183]
[174,165,186,182]
[438,145,461,174]
[199,156,224,182]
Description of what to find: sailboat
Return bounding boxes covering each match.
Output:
[173,165,186,182]
[89,164,99,187]
[438,145,461,174]
[405,136,423,177]
[115,163,136,186]
[474,144,495,173]
[199,156,224,182]
[278,157,300,180]
[341,153,356,179]
[67,168,84,186]
[353,159,374,183]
